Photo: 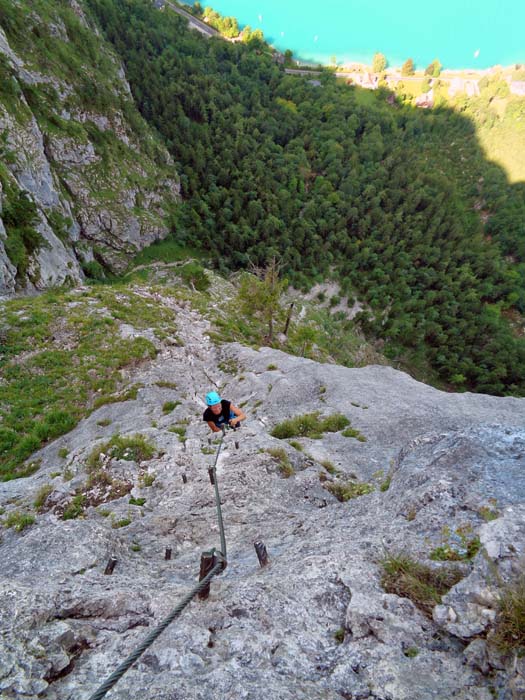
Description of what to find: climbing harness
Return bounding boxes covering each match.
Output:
[86,425,236,700]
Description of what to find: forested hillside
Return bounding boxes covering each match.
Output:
[66,2,525,393]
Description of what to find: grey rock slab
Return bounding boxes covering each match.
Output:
[1,306,524,699]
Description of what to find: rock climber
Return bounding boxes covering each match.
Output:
[203,391,246,433]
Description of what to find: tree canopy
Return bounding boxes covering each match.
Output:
[85,0,525,396]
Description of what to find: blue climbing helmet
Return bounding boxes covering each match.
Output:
[206,391,222,406]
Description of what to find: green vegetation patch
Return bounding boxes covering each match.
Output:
[86,434,156,469]
[271,412,349,440]
[429,525,482,562]
[34,484,53,511]
[129,240,204,268]
[0,183,45,281]
[288,440,304,452]
[381,553,463,618]
[139,472,156,487]
[62,493,86,520]
[3,510,35,531]
[0,286,175,481]
[266,447,294,478]
[341,426,367,442]
[492,576,525,654]
[324,478,373,502]
[112,517,132,529]
[129,496,146,506]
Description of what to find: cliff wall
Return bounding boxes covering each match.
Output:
[0,0,180,294]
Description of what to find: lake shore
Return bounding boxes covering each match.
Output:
[172,0,524,80]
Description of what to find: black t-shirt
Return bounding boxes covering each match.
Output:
[203,399,233,427]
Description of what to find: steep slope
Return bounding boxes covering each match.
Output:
[86,0,525,396]
[1,288,524,699]
[0,0,180,294]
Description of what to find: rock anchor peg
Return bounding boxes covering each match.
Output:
[198,550,216,600]
[165,547,172,560]
[254,541,269,567]
[104,557,117,575]
[182,473,187,484]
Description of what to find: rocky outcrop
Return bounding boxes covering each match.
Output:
[0,2,180,295]
[1,295,524,699]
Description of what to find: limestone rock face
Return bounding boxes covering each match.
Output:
[1,301,524,700]
[0,5,180,294]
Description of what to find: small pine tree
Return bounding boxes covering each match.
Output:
[425,59,442,77]
[401,58,415,76]
[372,52,387,73]
[238,258,287,343]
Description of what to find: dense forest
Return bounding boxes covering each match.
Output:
[84,0,524,395]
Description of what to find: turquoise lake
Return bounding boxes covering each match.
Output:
[185,0,525,70]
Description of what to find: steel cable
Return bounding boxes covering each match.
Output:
[86,562,223,700]
[86,428,232,700]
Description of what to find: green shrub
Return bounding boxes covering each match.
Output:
[58,448,69,459]
[81,260,106,280]
[2,189,44,278]
[162,401,177,414]
[381,553,463,617]
[179,262,210,292]
[129,496,146,506]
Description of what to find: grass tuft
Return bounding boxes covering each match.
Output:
[266,447,294,478]
[492,576,525,654]
[34,484,53,511]
[270,412,349,440]
[3,510,35,531]
[324,479,373,501]
[62,493,86,520]
[86,434,156,469]
[381,552,463,617]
